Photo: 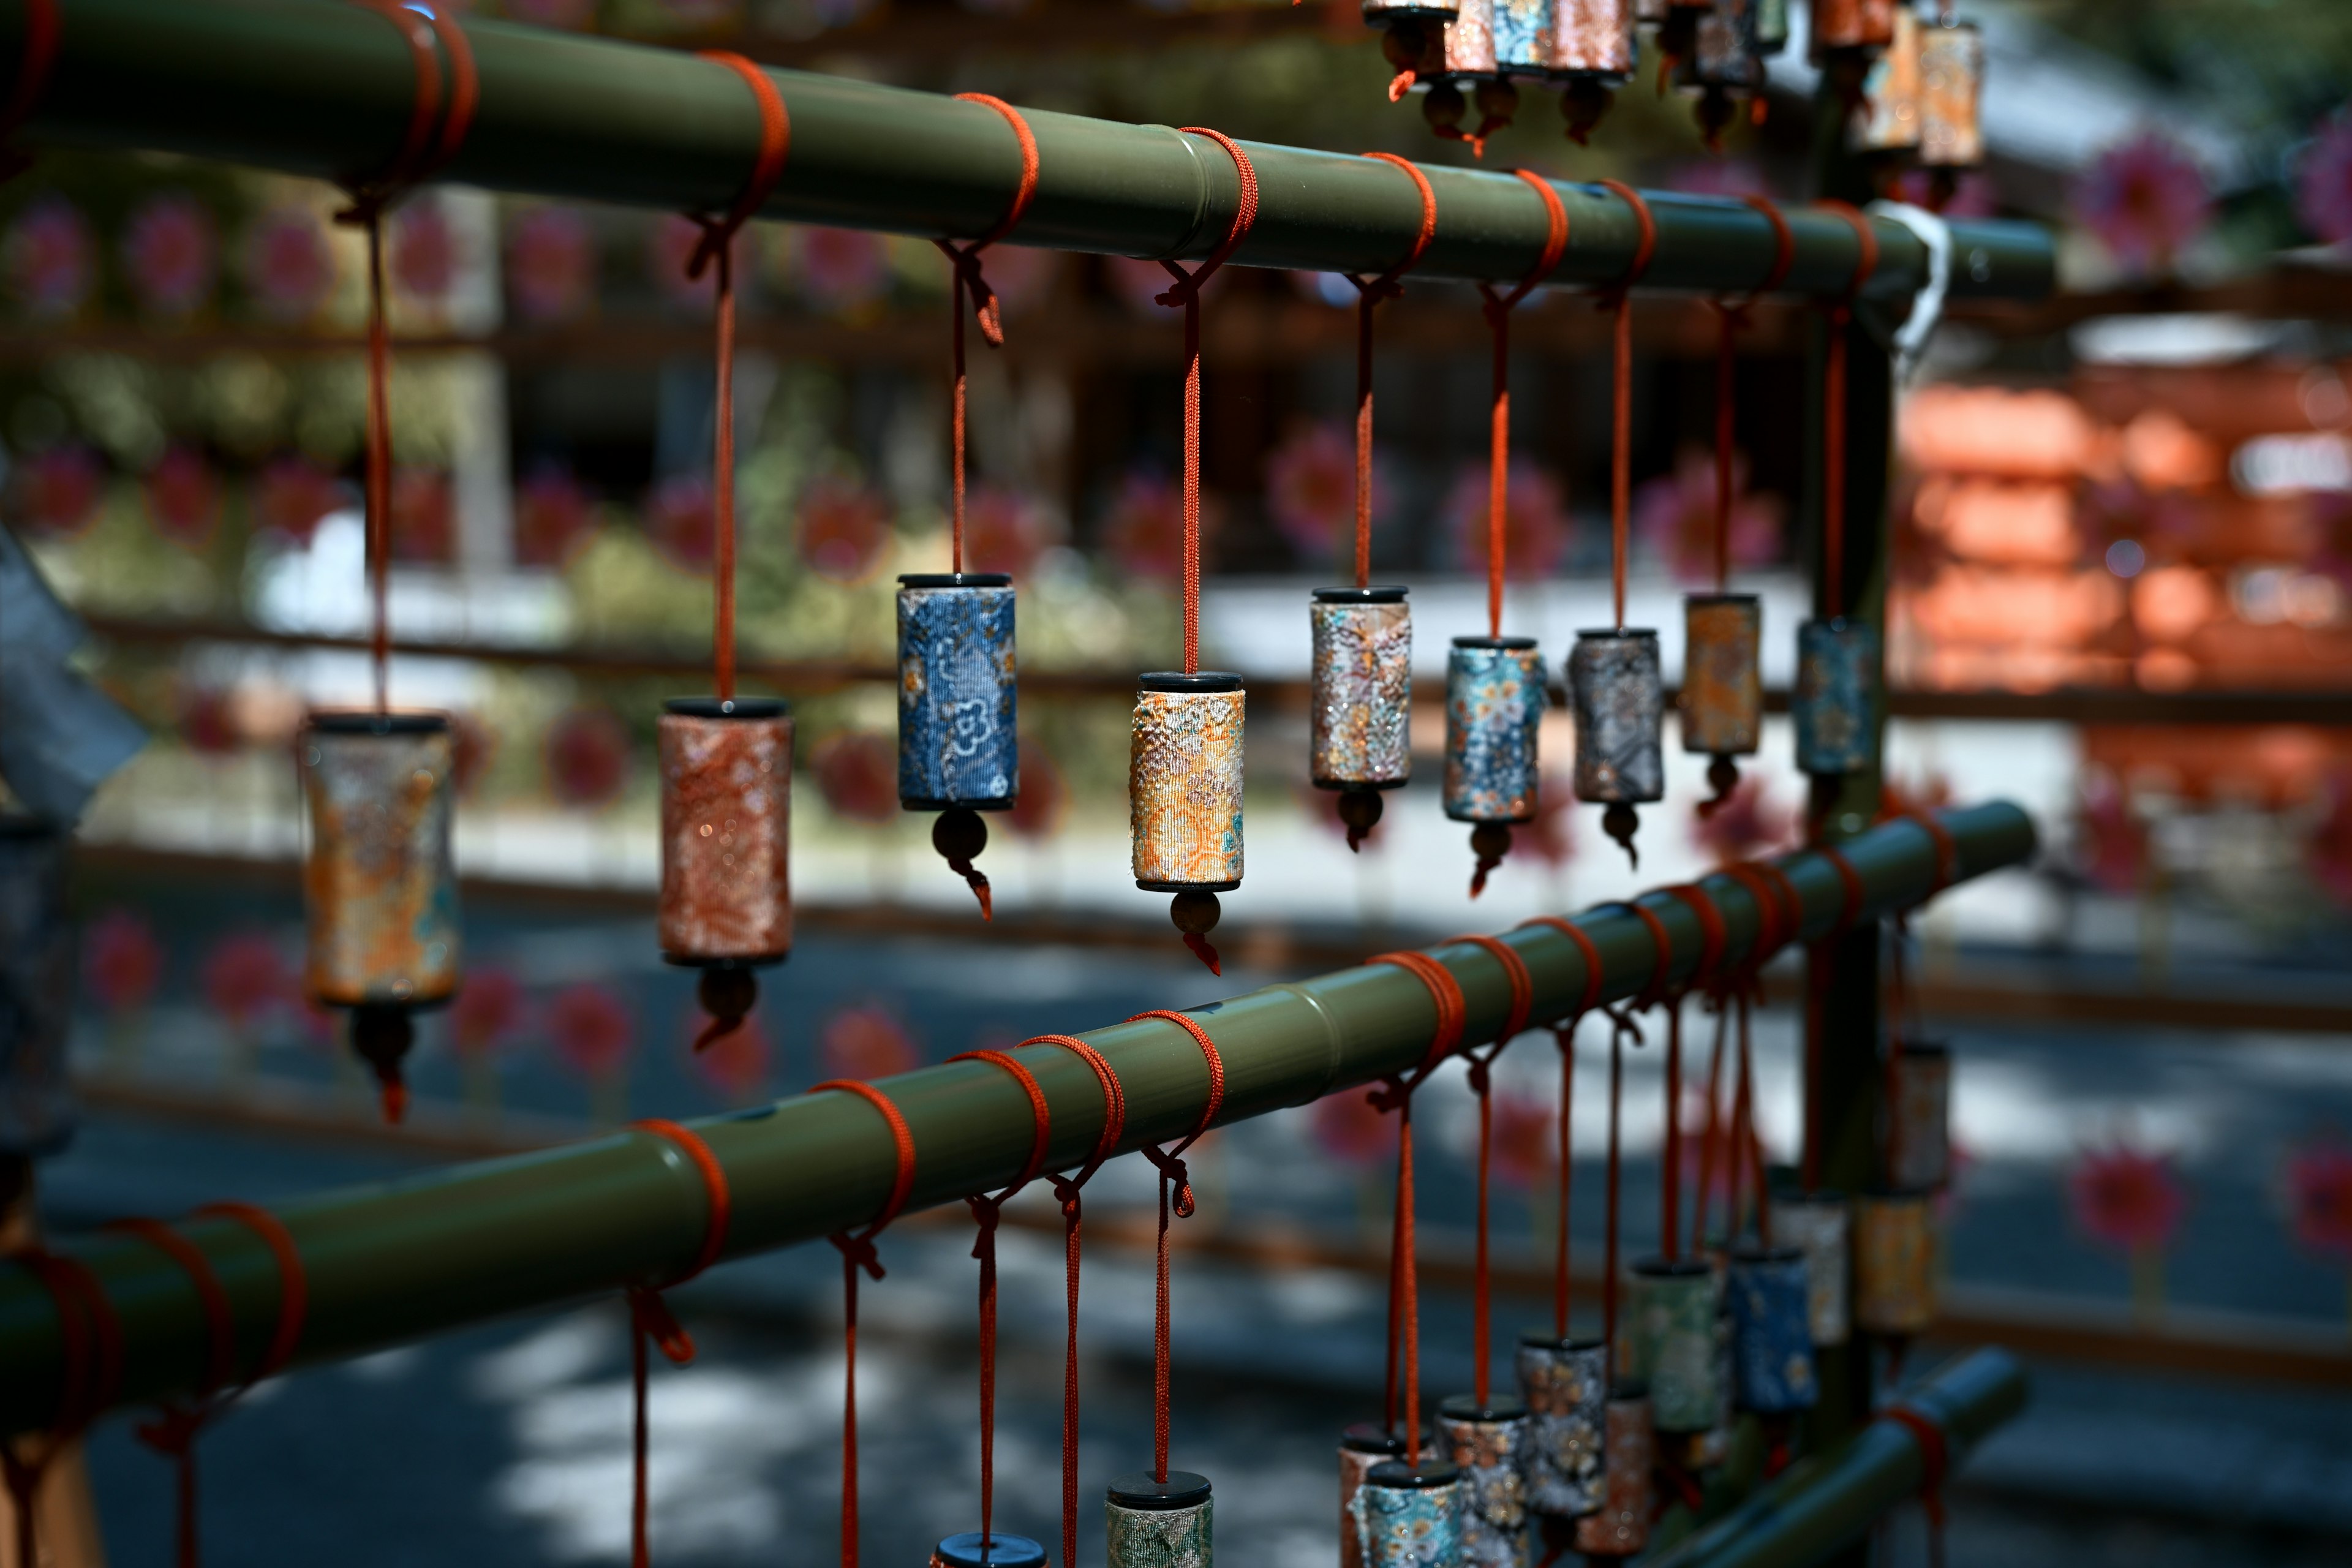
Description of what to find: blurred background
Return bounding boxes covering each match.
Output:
[5,1,2352,1566]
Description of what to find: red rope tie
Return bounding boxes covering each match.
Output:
[1446,933,1535,1405]
[1476,172,1569,640]
[1022,1035,1127,1568]
[1515,914,1604,1338]
[1343,153,1437,592]
[1706,197,1795,595]
[937,93,1038,576]
[1899,810,1960,897]
[678,53,790,705]
[621,1121,731,1568]
[1880,1404,1952,1568]
[1594,180,1657,633]
[2,1248,123,1568]
[0,0,60,181]
[1122,1010,1226,1483]
[1152,127,1258,676]
[1819,845,1867,935]
[1661,883,1731,998]
[105,1218,234,1568]
[805,1080,917,1568]
[1814,201,1880,620]
[945,1050,1053,1560]
[1361,951,1466,1463]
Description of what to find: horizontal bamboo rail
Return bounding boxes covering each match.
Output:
[13,0,2052,303]
[1648,1346,2028,1568]
[0,803,2033,1434]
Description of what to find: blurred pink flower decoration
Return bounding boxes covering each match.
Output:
[1442,458,1570,580]
[391,201,456,301]
[203,934,288,1031]
[507,205,596,323]
[178,687,240,756]
[2073,132,2211,277]
[793,226,888,316]
[448,968,526,1059]
[812,730,897,824]
[145,447,223,550]
[514,464,597,567]
[2309,774,2352,908]
[241,205,336,323]
[1006,736,1066,841]
[797,477,891,583]
[546,982,635,1079]
[2068,1144,2186,1254]
[253,454,346,545]
[545,706,633,809]
[2302,111,2352,249]
[1521,774,1578,867]
[692,1009,772,1101]
[2285,1139,2352,1262]
[4,196,96,320]
[1265,423,1367,566]
[121,192,219,318]
[645,473,716,570]
[83,910,164,1016]
[390,467,455,562]
[17,445,106,538]
[1313,1088,1391,1168]
[1691,777,1792,865]
[1099,470,1189,581]
[1635,447,1783,584]
[981,244,1058,318]
[819,1003,918,1081]
[448,710,494,799]
[965,484,1054,578]
[1490,1093,1553,1191]
[2078,772,2147,897]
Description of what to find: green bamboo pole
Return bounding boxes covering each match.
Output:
[1646,1347,2030,1568]
[0,805,2034,1435]
[9,0,2054,303]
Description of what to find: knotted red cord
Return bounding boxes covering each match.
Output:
[938,94,1038,576]
[1594,181,1657,631]
[944,1050,1052,1559]
[622,1121,731,1568]
[1589,899,1670,1361]
[1880,1404,1952,1568]
[2,1248,122,1568]
[0,0,59,181]
[1814,202,1879,620]
[1517,915,1606,1338]
[1362,950,1466,1463]
[1343,153,1438,590]
[1022,1034,1127,1568]
[682,54,789,703]
[1447,933,1534,1403]
[1722,861,1801,1242]
[1706,197,1796,594]
[806,1080,917,1568]
[1123,1009,1227,1482]
[1476,173,1569,638]
[337,1,476,717]
[1155,128,1259,674]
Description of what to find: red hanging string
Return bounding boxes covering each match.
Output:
[1516,915,1606,1338]
[937,94,1039,577]
[943,1050,1052,1560]
[1594,897,1672,1346]
[1343,153,1438,591]
[1880,1404,1952,1568]
[1722,860,1800,1242]
[336,1,476,715]
[1362,951,1467,1463]
[1152,129,1260,674]
[1814,201,1880,621]
[2,1248,122,1568]
[0,0,60,181]
[1022,1034,1128,1568]
[1593,181,1657,631]
[1476,173,1569,638]
[683,55,790,701]
[1708,196,1795,593]
[1446,933,1534,1403]
[805,1080,918,1568]
[1122,1009,1227,1482]
[622,1120,732,1568]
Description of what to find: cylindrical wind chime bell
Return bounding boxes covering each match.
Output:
[1793,609,1880,777]
[1515,1333,1607,1521]
[1854,1187,1939,1339]
[1352,1458,1466,1568]
[1674,0,1768,147]
[899,571,1017,916]
[1853,1,1924,160]
[300,711,461,1120]
[1890,1038,1953,1191]
[1106,1472,1213,1568]
[1727,1245,1819,1417]
[1449,639,1546,896]
[1438,1393,1531,1567]
[1312,586,1412,851]
[1338,1424,1414,1568]
[1134,672,1245,973]
[1572,1383,1653,1560]
[1548,0,1635,143]
[934,1536,1046,1568]
[1766,1186,1853,1347]
[1917,8,1985,208]
[1572,629,1664,868]
[1683,595,1762,810]
[1624,1257,1726,1444]
[658,697,792,1042]
[1376,1,1523,148]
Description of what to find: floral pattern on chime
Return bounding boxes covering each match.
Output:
[1855,1189,1939,1336]
[1768,1189,1854,1346]
[1515,1335,1607,1518]
[1445,639,1545,824]
[1572,1390,1653,1558]
[1793,617,1880,774]
[1625,1259,1726,1435]
[1438,1397,1531,1567]
[1311,589,1414,791]
[1352,1463,1464,1568]
[657,698,792,963]
[1918,17,1986,171]
[1681,594,1763,761]
[1570,630,1665,806]
[1727,1246,1818,1414]
[1105,1476,1213,1568]
[1340,1425,1411,1568]
[1131,678,1246,891]
[897,574,1019,809]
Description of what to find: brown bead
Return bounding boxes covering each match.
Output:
[1423,80,1467,134]
[932,806,988,864]
[1603,802,1642,870]
[351,1003,413,1125]
[1170,889,1222,935]
[1336,789,1384,853]
[1561,78,1615,145]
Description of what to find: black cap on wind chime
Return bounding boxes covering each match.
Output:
[900,94,1039,921]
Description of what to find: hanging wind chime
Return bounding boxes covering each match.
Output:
[1811,0,1898,119]
[300,1,476,1123]
[1132,129,1257,976]
[901,94,1038,920]
[1683,196,1791,816]
[1372,1,1521,152]
[659,56,792,1052]
[1549,0,1636,144]
[1572,182,1664,871]
[1791,206,1880,784]
[1577,946,1658,1563]
[1915,3,1986,210]
[1450,170,1564,897]
[1673,0,1773,149]
[1852,1,1924,164]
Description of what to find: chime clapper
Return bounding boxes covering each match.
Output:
[932,806,993,919]
[1169,889,1222,976]
[1698,754,1741,818]
[693,967,758,1052]
[1604,803,1642,870]
[1468,821,1512,899]
[1337,789,1384,853]
[1560,78,1616,145]
[350,1004,413,1125]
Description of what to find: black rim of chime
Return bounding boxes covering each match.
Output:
[898,572,1014,588]
[663,695,790,720]
[1106,1471,1213,1510]
[304,709,451,736]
